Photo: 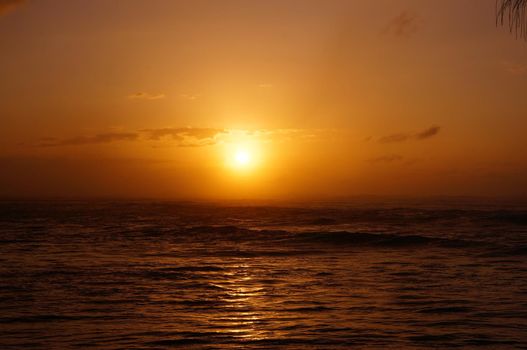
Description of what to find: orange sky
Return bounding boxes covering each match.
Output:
[1,0,527,199]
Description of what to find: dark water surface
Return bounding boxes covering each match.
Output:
[1,200,527,349]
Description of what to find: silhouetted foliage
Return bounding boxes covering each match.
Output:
[498,0,527,38]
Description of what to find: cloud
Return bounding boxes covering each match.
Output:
[368,154,404,163]
[142,127,226,147]
[34,127,331,149]
[0,0,25,16]
[415,126,441,140]
[379,126,441,144]
[144,127,326,147]
[236,128,330,143]
[38,128,227,148]
[384,11,420,38]
[128,92,166,100]
[180,94,199,100]
[378,133,410,144]
[144,127,225,140]
[38,133,139,147]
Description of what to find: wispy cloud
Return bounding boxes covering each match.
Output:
[379,126,441,144]
[378,133,409,144]
[34,128,333,148]
[383,11,420,38]
[0,0,25,16]
[128,92,166,100]
[38,133,139,147]
[142,127,226,147]
[368,154,404,163]
[238,128,329,143]
[415,126,441,140]
[37,128,227,148]
[180,94,199,100]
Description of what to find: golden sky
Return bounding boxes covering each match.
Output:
[1,0,527,199]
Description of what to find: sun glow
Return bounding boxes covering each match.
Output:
[222,132,264,173]
[234,149,252,167]
[229,146,257,172]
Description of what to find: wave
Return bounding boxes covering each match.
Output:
[0,314,119,324]
[478,245,527,258]
[181,225,473,249]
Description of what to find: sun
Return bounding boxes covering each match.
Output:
[225,142,260,172]
[231,148,254,170]
[222,133,263,173]
[234,149,251,167]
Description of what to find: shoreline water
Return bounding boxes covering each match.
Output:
[1,200,526,348]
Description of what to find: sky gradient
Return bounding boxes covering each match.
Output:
[1,0,527,199]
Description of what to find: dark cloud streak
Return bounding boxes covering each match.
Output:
[143,127,225,142]
[416,126,441,140]
[128,92,166,100]
[36,128,226,148]
[384,11,420,38]
[379,126,441,144]
[378,134,410,144]
[368,154,404,163]
[39,133,139,147]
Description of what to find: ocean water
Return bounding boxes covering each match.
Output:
[0,199,526,349]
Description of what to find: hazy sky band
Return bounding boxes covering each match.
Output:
[0,0,526,199]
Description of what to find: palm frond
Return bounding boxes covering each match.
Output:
[497,0,527,38]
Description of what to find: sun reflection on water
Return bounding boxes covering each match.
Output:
[210,262,269,342]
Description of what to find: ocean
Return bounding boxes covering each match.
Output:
[1,199,526,349]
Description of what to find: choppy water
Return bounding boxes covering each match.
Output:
[1,199,527,349]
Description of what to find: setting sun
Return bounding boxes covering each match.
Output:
[228,146,257,172]
[222,132,264,174]
[234,149,251,167]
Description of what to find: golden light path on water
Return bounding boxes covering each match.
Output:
[209,262,270,341]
